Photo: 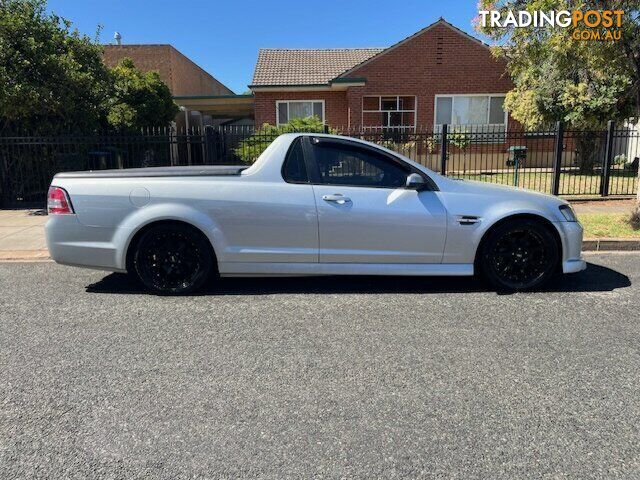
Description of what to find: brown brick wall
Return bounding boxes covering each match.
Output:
[169,47,233,96]
[253,22,515,129]
[346,23,513,129]
[103,45,233,96]
[253,91,349,127]
[103,45,173,86]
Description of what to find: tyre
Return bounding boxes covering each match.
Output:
[479,219,559,291]
[132,223,213,295]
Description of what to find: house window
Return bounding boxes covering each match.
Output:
[434,95,507,130]
[276,101,324,125]
[362,96,416,132]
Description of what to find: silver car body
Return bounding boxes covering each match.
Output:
[45,133,586,277]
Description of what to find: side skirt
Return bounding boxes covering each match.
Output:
[218,262,474,278]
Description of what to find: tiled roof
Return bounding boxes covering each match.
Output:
[251,48,384,86]
[250,20,494,88]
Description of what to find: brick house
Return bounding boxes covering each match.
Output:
[103,45,254,129]
[249,18,514,133]
[103,44,233,97]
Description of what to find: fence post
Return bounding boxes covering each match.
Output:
[0,142,5,208]
[552,121,564,196]
[169,125,178,166]
[0,151,4,208]
[440,123,448,175]
[601,120,615,197]
[204,125,215,164]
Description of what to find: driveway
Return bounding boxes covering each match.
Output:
[1,253,639,478]
[0,209,48,260]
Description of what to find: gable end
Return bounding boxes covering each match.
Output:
[336,18,493,80]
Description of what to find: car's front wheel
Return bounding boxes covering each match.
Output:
[479,219,559,291]
[132,223,213,295]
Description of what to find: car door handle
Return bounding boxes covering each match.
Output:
[322,194,351,204]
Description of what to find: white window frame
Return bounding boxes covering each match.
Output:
[362,95,417,132]
[433,94,508,131]
[275,100,325,126]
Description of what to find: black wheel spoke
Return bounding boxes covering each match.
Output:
[135,227,211,294]
[488,226,554,288]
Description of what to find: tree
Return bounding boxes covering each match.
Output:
[476,1,639,172]
[234,116,331,163]
[106,58,179,131]
[0,0,111,133]
[0,0,179,133]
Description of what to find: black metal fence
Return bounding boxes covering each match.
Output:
[433,122,639,197]
[1,122,638,208]
[0,127,237,207]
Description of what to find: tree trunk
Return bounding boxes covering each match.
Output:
[575,133,600,174]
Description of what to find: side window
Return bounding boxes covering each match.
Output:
[282,138,308,183]
[312,141,409,188]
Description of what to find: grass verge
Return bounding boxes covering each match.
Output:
[456,171,638,196]
[578,212,640,238]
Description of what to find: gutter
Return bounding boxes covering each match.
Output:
[249,77,366,92]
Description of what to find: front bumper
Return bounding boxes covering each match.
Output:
[554,221,586,274]
[563,258,587,274]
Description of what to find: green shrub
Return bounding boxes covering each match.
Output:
[378,137,437,156]
[447,127,471,150]
[234,116,334,164]
[613,154,627,166]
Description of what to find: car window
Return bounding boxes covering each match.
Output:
[312,141,409,188]
[282,138,308,183]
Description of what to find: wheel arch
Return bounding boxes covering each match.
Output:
[473,213,563,273]
[124,219,219,274]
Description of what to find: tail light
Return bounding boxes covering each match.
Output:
[47,186,74,215]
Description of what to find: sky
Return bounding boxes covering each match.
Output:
[47,0,487,94]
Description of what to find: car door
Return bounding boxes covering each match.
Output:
[305,136,447,264]
[209,136,319,263]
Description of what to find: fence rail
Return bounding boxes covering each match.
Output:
[1,122,638,208]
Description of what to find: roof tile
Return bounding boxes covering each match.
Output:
[251,48,384,86]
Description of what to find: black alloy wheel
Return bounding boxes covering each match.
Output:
[133,224,213,295]
[480,219,559,291]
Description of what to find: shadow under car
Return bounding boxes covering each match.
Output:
[85,262,630,296]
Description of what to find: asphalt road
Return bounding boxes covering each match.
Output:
[1,254,639,479]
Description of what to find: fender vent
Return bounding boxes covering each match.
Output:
[458,215,480,225]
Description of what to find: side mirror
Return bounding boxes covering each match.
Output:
[406,173,427,190]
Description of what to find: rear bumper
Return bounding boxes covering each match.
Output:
[45,215,125,272]
[554,221,586,274]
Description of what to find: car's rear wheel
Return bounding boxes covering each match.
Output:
[480,219,559,291]
[132,224,213,295]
